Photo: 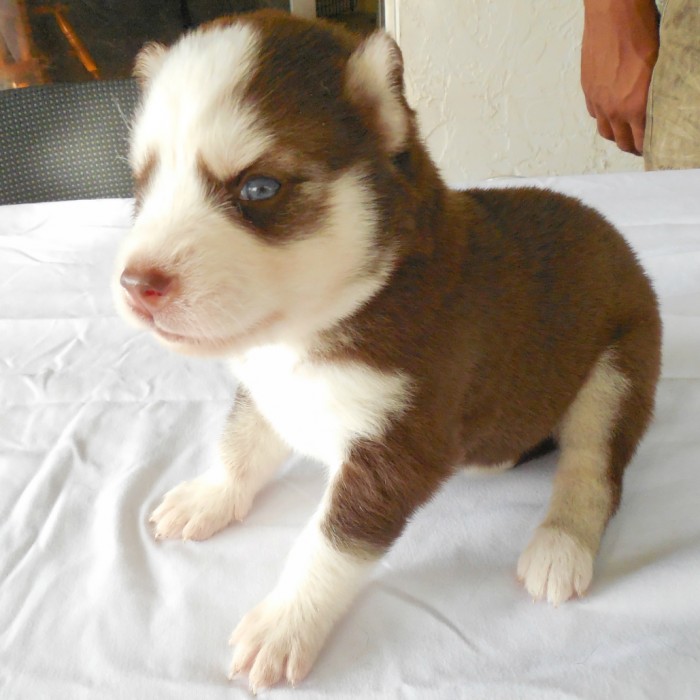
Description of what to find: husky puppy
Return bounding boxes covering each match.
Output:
[114,10,661,691]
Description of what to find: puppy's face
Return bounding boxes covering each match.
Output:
[114,12,412,356]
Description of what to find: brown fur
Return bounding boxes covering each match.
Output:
[321,182,661,551]
[190,11,663,556]
[126,12,663,685]
[136,8,661,581]
[207,13,661,554]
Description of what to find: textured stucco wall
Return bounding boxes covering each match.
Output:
[392,1,643,182]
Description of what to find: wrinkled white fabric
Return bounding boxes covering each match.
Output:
[1,170,699,699]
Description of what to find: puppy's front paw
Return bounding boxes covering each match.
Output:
[517,526,593,606]
[229,595,326,692]
[150,475,250,541]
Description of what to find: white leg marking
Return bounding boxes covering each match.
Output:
[518,351,629,605]
[517,525,593,606]
[229,518,375,691]
[150,394,289,541]
[150,467,248,541]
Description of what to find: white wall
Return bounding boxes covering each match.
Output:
[386,0,643,183]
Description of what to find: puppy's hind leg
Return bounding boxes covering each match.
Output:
[150,387,289,541]
[517,342,658,605]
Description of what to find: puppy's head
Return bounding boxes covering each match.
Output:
[114,11,421,357]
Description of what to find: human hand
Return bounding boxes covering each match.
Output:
[581,0,660,155]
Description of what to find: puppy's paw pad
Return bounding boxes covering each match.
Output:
[517,526,593,606]
[150,477,247,541]
[229,597,320,691]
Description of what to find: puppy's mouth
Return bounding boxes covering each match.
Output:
[124,300,280,353]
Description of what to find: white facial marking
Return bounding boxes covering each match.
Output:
[119,19,397,357]
[133,41,167,84]
[130,23,266,178]
[117,22,280,352]
[120,80,393,355]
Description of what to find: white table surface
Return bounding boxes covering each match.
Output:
[1,169,699,699]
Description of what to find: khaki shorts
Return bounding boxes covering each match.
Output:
[644,0,700,170]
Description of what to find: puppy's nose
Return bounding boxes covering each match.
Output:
[120,268,174,311]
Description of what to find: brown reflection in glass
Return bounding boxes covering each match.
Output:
[0,0,378,90]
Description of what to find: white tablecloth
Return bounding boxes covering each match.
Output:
[1,170,699,699]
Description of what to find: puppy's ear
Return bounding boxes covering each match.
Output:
[133,42,168,86]
[344,31,410,154]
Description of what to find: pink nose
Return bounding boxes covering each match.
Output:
[120,268,174,312]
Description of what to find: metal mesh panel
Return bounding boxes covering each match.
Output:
[0,79,139,204]
[316,1,357,17]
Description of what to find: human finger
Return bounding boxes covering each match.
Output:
[631,117,646,155]
[610,119,639,155]
[595,114,615,143]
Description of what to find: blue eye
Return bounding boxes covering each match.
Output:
[240,176,281,201]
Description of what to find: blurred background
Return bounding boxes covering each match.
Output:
[0,1,638,182]
[0,0,378,87]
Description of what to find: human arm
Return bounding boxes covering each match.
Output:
[581,0,660,155]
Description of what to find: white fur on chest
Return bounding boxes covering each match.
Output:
[230,344,410,468]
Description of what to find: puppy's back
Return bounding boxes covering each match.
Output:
[456,185,657,325]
